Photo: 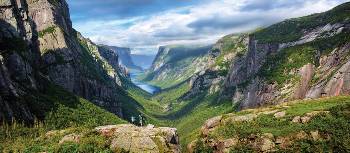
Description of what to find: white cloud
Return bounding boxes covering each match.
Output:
[72,0,348,55]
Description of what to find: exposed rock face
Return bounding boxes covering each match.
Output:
[0,0,41,122]
[144,45,211,88]
[307,43,350,98]
[95,124,181,153]
[98,45,130,80]
[29,0,126,117]
[221,3,350,110]
[182,70,223,99]
[105,46,142,71]
[0,0,127,122]
[182,34,249,101]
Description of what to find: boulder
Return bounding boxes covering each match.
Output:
[274,111,286,118]
[310,131,321,141]
[217,138,239,153]
[301,116,311,123]
[226,114,258,122]
[295,131,308,140]
[292,116,301,123]
[95,124,181,153]
[59,134,81,144]
[201,116,222,136]
[260,137,275,152]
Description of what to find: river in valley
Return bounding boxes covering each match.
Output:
[130,71,161,94]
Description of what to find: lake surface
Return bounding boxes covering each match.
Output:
[130,71,161,94]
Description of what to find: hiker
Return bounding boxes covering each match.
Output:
[131,116,136,124]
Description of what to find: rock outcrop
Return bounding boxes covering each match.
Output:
[190,98,343,153]
[95,124,181,153]
[0,0,41,123]
[183,34,249,99]
[0,0,129,122]
[105,46,142,71]
[221,2,350,110]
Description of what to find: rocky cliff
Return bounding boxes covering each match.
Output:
[182,34,249,99]
[95,124,181,153]
[0,0,130,122]
[222,2,350,110]
[105,46,142,71]
[144,45,212,88]
[181,2,350,111]
[0,0,42,123]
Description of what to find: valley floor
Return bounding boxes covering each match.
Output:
[124,78,350,152]
[1,80,350,152]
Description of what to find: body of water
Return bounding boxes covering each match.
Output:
[130,71,161,94]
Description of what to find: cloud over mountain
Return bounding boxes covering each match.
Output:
[67,0,348,55]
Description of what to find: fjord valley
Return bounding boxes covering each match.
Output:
[1,0,350,152]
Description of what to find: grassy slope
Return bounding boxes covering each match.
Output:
[0,83,126,152]
[130,3,350,151]
[213,34,248,76]
[194,96,350,152]
[125,81,233,150]
[147,56,208,89]
[141,45,211,89]
[234,2,350,97]
[254,2,350,43]
[2,2,349,153]
[0,31,131,152]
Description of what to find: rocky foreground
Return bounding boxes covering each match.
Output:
[54,124,181,153]
[189,96,350,152]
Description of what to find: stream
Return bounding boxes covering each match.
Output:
[130,71,161,94]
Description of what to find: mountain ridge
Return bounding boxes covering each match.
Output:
[103,45,143,71]
[1,1,350,152]
[142,44,212,88]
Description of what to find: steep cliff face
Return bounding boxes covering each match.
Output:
[0,0,128,122]
[144,45,212,88]
[131,54,155,70]
[0,0,41,122]
[182,34,249,99]
[31,0,126,117]
[222,2,350,110]
[105,46,142,71]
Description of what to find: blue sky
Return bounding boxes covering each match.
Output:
[67,0,348,55]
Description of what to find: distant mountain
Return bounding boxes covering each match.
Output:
[131,54,155,70]
[142,45,212,88]
[185,1,350,110]
[0,0,135,123]
[104,46,143,71]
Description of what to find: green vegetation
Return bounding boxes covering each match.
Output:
[77,33,116,86]
[153,82,190,105]
[213,34,248,76]
[254,2,350,43]
[0,82,125,152]
[34,82,126,129]
[159,45,211,65]
[194,96,350,152]
[141,45,211,89]
[2,2,350,153]
[152,58,207,89]
[38,26,57,38]
[258,31,350,86]
[126,83,233,150]
[0,123,114,153]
